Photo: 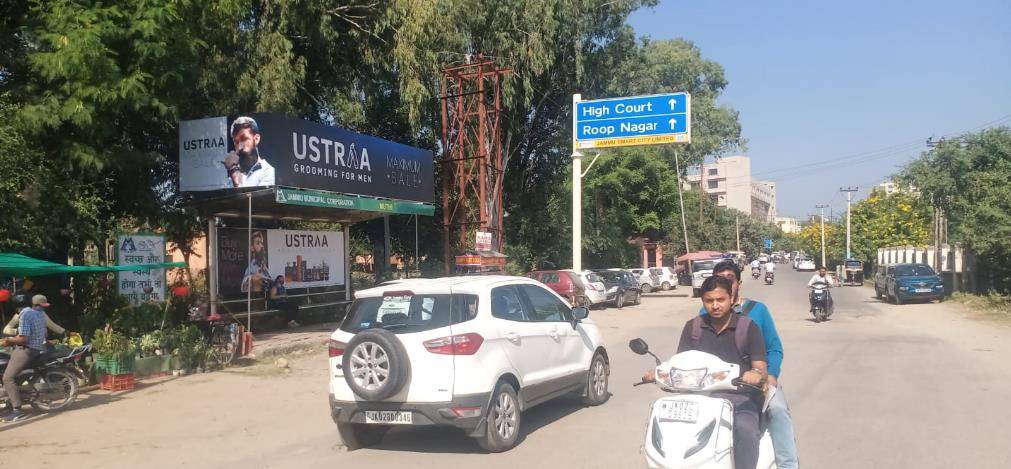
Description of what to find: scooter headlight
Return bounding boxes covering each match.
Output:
[669,368,708,389]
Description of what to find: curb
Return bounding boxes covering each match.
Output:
[255,339,327,359]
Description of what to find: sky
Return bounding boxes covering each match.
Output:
[627,0,1011,219]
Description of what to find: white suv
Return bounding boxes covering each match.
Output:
[328,276,610,452]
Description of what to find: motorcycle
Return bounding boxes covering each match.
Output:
[764,271,774,285]
[629,339,776,469]
[0,344,91,413]
[809,281,832,323]
[751,267,761,280]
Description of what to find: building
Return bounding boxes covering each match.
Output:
[877,180,917,196]
[774,217,801,234]
[685,155,777,221]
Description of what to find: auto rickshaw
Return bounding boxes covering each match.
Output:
[842,259,864,286]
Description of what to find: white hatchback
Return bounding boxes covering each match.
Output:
[328,276,610,452]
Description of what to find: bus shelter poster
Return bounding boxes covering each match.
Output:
[217,228,344,295]
[267,229,345,289]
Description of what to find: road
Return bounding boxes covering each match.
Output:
[5,267,1011,468]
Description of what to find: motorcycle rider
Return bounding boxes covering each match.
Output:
[807,266,835,313]
[750,258,762,278]
[1,295,49,422]
[646,275,768,469]
[703,260,799,469]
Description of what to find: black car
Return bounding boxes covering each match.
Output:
[593,269,641,308]
[874,263,944,304]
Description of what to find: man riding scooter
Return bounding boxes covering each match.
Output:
[705,260,799,468]
[807,266,835,314]
[644,275,767,469]
[750,259,761,279]
[764,260,775,285]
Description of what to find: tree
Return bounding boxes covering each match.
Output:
[848,188,931,265]
[901,127,1011,292]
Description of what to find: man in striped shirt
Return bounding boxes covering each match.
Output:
[2,294,49,422]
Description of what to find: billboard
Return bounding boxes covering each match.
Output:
[179,113,434,203]
[116,234,166,305]
[216,228,345,295]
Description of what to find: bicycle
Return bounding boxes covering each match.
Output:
[190,306,240,367]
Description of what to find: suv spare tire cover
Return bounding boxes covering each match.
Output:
[342,328,411,401]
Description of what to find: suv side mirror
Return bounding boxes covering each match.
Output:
[572,306,589,320]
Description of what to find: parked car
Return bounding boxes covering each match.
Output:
[629,268,661,293]
[648,267,678,291]
[529,270,588,307]
[797,258,817,271]
[594,269,641,308]
[875,263,944,304]
[577,271,610,308]
[328,276,610,452]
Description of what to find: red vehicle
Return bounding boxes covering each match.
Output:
[528,270,588,307]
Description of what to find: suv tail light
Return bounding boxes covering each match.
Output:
[423,333,484,355]
[328,339,346,357]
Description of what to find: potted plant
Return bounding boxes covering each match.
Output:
[93,327,137,375]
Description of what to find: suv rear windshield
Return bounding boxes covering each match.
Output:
[895,265,936,277]
[693,261,715,272]
[584,272,602,283]
[340,293,479,334]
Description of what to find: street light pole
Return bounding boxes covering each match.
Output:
[840,187,858,259]
[816,204,828,268]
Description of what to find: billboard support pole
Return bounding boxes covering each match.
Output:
[246,193,252,331]
[208,218,218,317]
[344,224,352,301]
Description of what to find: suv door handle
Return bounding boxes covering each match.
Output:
[505,332,520,343]
[548,327,560,340]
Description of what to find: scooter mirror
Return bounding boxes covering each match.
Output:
[629,338,649,355]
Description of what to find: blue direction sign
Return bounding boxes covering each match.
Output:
[764,239,773,249]
[574,92,690,149]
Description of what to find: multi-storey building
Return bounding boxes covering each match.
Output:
[685,155,777,221]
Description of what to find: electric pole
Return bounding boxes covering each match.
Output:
[816,204,828,268]
[840,187,858,259]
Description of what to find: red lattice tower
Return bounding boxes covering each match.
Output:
[439,56,511,274]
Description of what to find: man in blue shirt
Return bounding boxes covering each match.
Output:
[702,261,799,469]
[1,294,49,422]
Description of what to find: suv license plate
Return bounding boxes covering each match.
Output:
[915,288,933,293]
[364,411,413,425]
[660,400,698,423]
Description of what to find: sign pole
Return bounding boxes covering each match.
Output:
[572,93,583,272]
[208,218,218,317]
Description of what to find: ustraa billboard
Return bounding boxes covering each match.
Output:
[178,113,434,203]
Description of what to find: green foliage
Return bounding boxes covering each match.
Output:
[901,127,1011,291]
[849,189,930,265]
[92,327,137,359]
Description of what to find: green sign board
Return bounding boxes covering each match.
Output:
[275,187,435,216]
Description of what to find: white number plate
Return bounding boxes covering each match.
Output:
[915,288,933,293]
[659,400,698,423]
[814,289,823,294]
[364,411,413,425]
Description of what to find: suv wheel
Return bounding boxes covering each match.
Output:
[634,291,641,305]
[336,422,389,450]
[477,382,521,452]
[581,353,610,406]
[641,284,652,293]
[615,293,624,309]
[661,281,671,290]
[342,329,410,401]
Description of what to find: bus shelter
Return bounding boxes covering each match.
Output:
[180,113,435,330]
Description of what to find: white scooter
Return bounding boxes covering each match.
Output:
[630,339,777,469]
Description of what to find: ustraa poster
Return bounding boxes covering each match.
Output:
[217,228,344,295]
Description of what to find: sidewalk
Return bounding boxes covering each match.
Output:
[248,321,338,359]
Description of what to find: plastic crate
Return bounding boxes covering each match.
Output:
[95,355,135,375]
[100,373,135,391]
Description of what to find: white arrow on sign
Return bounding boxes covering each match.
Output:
[668,118,677,129]
[668,98,677,110]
